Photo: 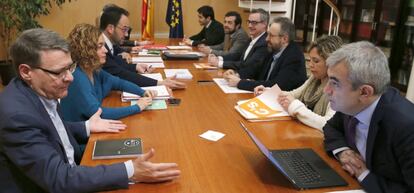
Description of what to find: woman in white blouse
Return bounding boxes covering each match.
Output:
[254,35,343,131]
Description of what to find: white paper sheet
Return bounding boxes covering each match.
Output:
[213,78,253,94]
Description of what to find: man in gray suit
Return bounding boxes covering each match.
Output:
[0,28,180,193]
[198,11,249,59]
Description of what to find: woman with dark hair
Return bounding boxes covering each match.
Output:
[61,23,156,121]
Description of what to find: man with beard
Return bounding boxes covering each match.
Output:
[223,17,307,91]
[182,5,224,46]
[198,11,249,58]
[100,6,185,88]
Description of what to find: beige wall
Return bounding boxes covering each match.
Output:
[0,0,254,60]
[36,0,249,38]
[0,0,250,60]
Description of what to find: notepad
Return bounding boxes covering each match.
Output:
[92,138,142,160]
[213,78,252,94]
[164,69,193,79]
[132,56,163,63]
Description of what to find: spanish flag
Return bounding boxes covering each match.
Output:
[141,0,154,39]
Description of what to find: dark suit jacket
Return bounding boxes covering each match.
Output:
[102,44,157,87]
[222,32,271,71]
[0,78,128,193]
[190,20,224,46]
[237,42,307,91]
[323,87,414,193]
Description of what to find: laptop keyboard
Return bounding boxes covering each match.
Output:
[276,151,324,184]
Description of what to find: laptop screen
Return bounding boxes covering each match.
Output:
[240,122,289,177]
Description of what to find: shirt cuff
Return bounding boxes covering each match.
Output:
[332,147,350,159]
[84,120,90,137]
[124,160,134,178]
[357,170,370,182]
[218,56,224,68]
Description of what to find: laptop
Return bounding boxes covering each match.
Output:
[240,121,348,189]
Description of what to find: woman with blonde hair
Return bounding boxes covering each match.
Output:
[61,23,156,121]
[255,35,343,131]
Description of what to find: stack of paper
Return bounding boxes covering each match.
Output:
[163,50,205,57]
[138,50,161,56]
[234,84,290,122]
[194,63,218,70]
[166,45,192,50]
[213,78,252,94]
[142,44,167,50]
[121,85,171,102]
[132,56,163,63]
[164,69,193,79]
[142,73,163,81]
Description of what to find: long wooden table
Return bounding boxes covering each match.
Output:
[81,39,360,193]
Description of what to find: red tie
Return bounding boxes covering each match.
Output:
[345,116,359,151]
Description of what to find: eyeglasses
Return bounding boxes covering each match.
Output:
[116,26,131,33]
[247,20,263,25]
[33,62,77,79]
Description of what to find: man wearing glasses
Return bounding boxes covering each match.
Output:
[223,17,307,92]
[208,9,271,71]
[100,6,185,89]
[0,28,180,193]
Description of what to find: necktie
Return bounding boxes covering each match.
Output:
[266,55,278,80]
[345,116,359,152]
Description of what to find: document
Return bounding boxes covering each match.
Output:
[194,63,218,70]
[136,62,165,68]
[166,45,192,50]
[138,50,161,56]
[132,56,163,63]
[213,78,253,94]
[142,73,163,81]
[122,85,171,101]
[164,69,193,79]
[235,84,290,122]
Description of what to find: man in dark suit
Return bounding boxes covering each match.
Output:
[323,41,414,192]
[0,28,180,193]
[224,17,307,91]
[182,5,224,46]
[198,11,250,59]
[100,6,185,88]
[208,8,271,71]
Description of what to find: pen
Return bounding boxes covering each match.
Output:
[197,80,214,83]
[144,65,152,73]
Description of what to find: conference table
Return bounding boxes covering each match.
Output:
[81,39,360,193]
